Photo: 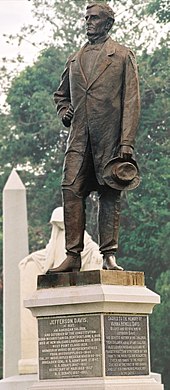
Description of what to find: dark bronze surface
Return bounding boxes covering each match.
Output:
[37,270,145,289]
[52,3,140,271]
[47,254,81,273]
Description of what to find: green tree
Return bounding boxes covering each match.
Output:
[150,271,170,389]
[0,0,169,384]
[118,42,170,290]
[147,0,170,23]
[1,46,69,250]
[0,0,169,253]
[1,2,169,276]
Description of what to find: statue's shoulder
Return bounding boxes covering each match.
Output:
[67,43,87,64]
[108,37,135,59]
[66,51,78,65]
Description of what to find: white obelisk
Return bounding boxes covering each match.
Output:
[3,169,29,378]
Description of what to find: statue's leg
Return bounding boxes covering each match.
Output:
[63,188,86,256]
[46,187,85,273]
[62,143,97,258]
[98,187,123,270]
[47,144,95,273]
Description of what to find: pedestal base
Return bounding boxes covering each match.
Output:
[0,374,37,390]
[25,271,164,390]
[18,358,38,374]
[30,376,163,390]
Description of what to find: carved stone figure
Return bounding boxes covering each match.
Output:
[48,3,140,273]
[20,207,102,274]
[19,207,102,372]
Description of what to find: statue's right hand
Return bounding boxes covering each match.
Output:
[62,104,74,127]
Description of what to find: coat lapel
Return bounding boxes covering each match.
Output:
[70,38,116,89]
[87,37,116,89]
[70,44,88,85]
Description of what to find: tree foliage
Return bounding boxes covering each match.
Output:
[3,0,168,60]
[0,0,169,386]
[2,46,70,249]
[119,43,170,289]
[150,271,170,386]
[147,0,170,23]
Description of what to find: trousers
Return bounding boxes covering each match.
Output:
[62,143,121,256]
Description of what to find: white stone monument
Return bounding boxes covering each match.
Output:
[3,169,29,378]
[0,169,37,389]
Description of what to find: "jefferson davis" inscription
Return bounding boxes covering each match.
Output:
[38,314,102,380]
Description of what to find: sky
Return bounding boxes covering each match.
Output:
[0,1,169,87]
[0,0,42,106]
[0,0,38,67]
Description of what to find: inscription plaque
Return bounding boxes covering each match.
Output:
[104,315,149,376]
[38,314,102,380]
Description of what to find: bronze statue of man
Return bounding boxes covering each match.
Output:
[48,3,140,273]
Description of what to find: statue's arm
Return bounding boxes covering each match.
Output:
[120,50,140,156]
[54,58,74,127]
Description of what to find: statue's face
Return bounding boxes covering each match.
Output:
[85,6,107,38]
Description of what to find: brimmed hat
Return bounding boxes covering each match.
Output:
[103,157,140,190]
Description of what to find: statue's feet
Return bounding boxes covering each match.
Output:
[103,254,124,271]
[46,254,81,273]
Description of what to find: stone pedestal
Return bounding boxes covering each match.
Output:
[0,374,37,390]
[24,270,164,390]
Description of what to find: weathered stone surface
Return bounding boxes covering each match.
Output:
[25,275,164,389]
[28,377,164,390]
[37,270,144,289]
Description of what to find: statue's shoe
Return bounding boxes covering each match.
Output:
[46,254,81,273]
[103,254,124,271]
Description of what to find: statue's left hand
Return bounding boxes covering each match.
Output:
[119,145,133,160]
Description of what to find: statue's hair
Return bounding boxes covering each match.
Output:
[86,3,115,23]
